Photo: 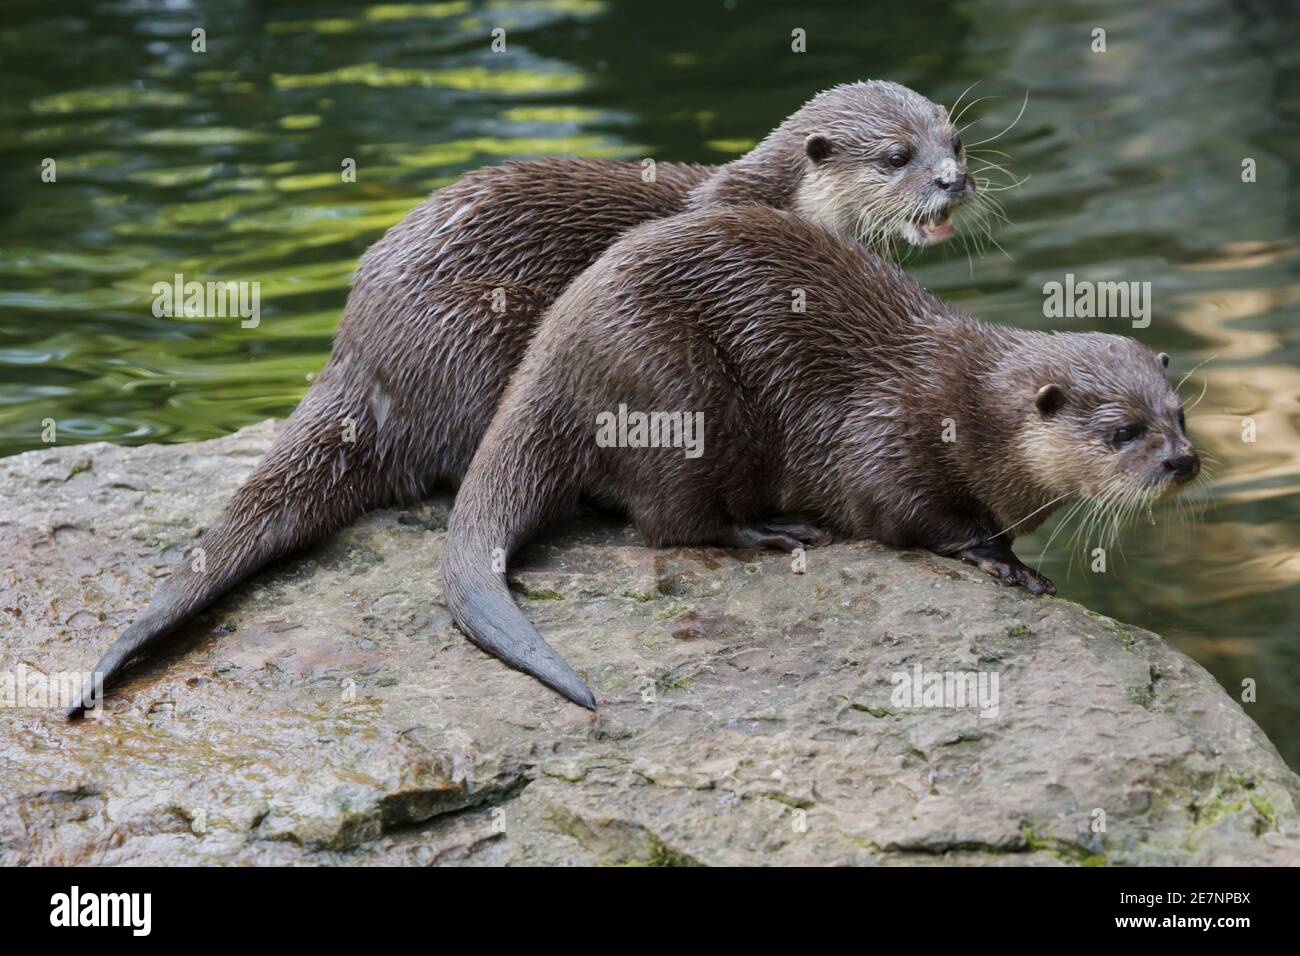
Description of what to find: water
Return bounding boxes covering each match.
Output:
[1,0,1298,765]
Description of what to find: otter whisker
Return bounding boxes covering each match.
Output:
[965,89,1030,148]
[868,203,905,260]
[1072,489,1109,559]
[1184,375,1210,412]
[1099,493,1136,562]
[972,172,1027,192]
[1066,476,1126,573]
[961,194,996,240]
[1095,492,1121,555]
[865,192,919,260]
[958,223,977,276]
[974,193,1012,236]
[1173,354,1218,395]
[1167,473,1213,536]
[882,193,931,260]
[972,162,1019,184]
[1102,494,1132,558]
[1114,485,1154,552]
[969,159,1019,180]
[1186,473,1215,522]
[972,176,1030,193]
[1036,496,1089,571]
[1175,481,1201,528]
[969,216,1003,256]
[972,185,1009,210]
[982,224,1012,261]
[969,192,1011,226]
[957,203,991,260]
[948,78,984,121]
[991,491,1074,539]
[952,93,998,126]
[1062,499,1100,578]
[853,197,898,258]
[1173,487,1192,534]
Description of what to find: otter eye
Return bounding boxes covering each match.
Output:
[952,135,963,155]
[887,149,911,168]
[1178,408,1186,432]
[1112,424,1144,446]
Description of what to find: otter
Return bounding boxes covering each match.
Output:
[67,80,980,717]
[441,205,1200,708]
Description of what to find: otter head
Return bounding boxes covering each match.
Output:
[792,80,975,250]
[1019,336,1201,525]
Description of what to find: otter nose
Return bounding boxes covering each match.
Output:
[1164,453,1200,483]
[934,171,967,193]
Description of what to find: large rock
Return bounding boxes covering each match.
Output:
[1,421,1297,865]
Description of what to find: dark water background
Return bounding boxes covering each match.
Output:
[2,0,1298,766]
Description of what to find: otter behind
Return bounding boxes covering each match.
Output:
[66,80,986,716]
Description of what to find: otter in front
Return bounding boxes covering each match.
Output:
[443,205,1200,709]
[67,80,985,716]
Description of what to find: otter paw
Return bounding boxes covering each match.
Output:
[961,547,1056,596]
[1000,563,1056,596]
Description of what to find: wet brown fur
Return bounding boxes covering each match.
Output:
[443,205,1195,707]
[68,81,973,716]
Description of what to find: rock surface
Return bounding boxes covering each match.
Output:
[1,421,1298,865]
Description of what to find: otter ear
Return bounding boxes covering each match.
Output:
[1156,352,1170,369]
[804,133,834,164]
[1035,383,1066,417]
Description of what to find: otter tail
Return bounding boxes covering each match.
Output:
[67,372,389,718]
[441,396,594,709]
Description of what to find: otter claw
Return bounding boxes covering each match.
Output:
[999,564,1055,595]
[763,519,832,548]
[960,542,1056,596]
[727,518,832,553]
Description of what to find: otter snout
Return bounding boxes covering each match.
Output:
[934,170,968,193]
[931,156,971,197]
[1164,452,1200,484]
